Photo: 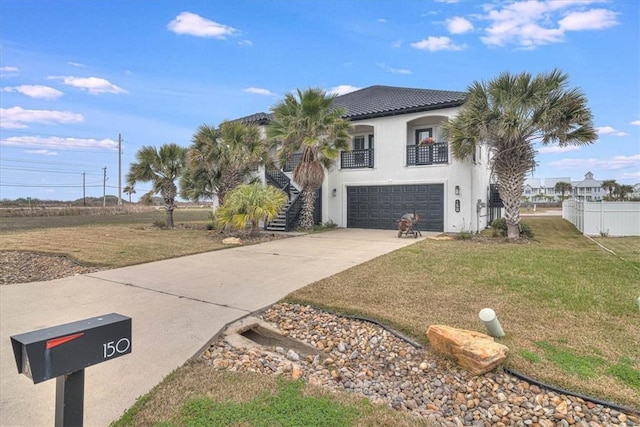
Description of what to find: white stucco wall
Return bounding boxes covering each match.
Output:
[321,108,492,233]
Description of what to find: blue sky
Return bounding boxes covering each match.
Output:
[1,0,638,202]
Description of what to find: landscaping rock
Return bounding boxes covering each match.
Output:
[200,303,637,427]
[426,325,509,375]
[222,237,242,245]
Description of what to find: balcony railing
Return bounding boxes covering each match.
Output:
[282,153,302,172]
[341,149,374,169]
[406,142,448,166]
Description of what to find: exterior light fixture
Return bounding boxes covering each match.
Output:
[332,188,337,197]
[455,185,460,195]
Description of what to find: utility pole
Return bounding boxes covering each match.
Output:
[82,172,86,207]
[102,166,107,207]
[118,133,122,206]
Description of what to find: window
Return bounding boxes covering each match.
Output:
[353,136,365,150]
[415,128,433,145]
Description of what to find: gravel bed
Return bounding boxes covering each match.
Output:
[202,303,639,427]
[0,251,104,285]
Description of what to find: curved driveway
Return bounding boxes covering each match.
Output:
[1,228,430,427]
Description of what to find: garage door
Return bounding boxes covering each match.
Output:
[347,184,444,231]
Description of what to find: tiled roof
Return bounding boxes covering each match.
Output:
[236,85,466,124]
[331,85,466,120]
[233,112,273,125]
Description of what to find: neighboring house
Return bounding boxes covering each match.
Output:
[523,177,572,202]
[524,172,605,202]
[238,85,496,233]
[571,172,603,201]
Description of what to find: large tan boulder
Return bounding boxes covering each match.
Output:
[222,237,242,245]
[426,325,509,375]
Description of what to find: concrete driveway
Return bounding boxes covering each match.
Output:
[1,228,431,427]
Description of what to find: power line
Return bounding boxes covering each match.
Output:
[0,166,101,175]
[1,183,103,188]
[0,128,118,141]
[0,156,107,169]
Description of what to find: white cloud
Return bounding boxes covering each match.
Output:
[538,145,582,154]
[435,0,460,3]
[597,126,627,136]
[377,18,387,23]
[559,9,619,31]
[0,66,19,77]
[391,40,403,48]
[446,17,474,34]
[630,120,640,126]
[167,12,238,39]
[25,149,58,156]
[244,87,275,96]
[377,63,411,75]
[238,39,253,46]
[411,36,467,51]
[48,76,128,94]
[67,61,86,68]
[549,154,640,171]
[618,171,640,181]
[480,2,619,48]
[3,135,118,151]
[0,106,83,129]
[2,85,63,100]
[328,85,361,96]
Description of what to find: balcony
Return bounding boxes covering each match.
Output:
[341,149,374,169]
[406,142,448,166]
[282,153,302,172]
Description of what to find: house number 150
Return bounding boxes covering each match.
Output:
[103,338,130,358]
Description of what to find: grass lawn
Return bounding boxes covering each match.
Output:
[0,209,228,267]
[3,212,639,424]
[289,217,640,408]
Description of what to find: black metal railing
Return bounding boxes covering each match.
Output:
[265,168,291,196]
[406,142,448,166]
[282,153,302,172]
[341,149,374,169]
[265,168,303,231]
[285,193,303,231]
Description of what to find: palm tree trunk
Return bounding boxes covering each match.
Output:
[299,186,316,230]
[496,170,525,240]
[165,206,174,228]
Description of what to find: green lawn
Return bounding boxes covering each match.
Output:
[4,212,638,423]
[288,217,640,407]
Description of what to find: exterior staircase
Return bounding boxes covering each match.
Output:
[265,169,302,232]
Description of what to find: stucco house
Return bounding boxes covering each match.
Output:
[238,85,497,233]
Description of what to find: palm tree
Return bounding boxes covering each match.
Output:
[601,179,617,200]
[441,69,596,239]
[126,143,187,228]
[554,181,572,202]
[614,184,634,201]
[216,183,288,235]
[181,121,271,209]
[267,88,352,229]
[123,185,136,203]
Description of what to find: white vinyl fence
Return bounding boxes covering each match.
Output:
[563,200,640,236]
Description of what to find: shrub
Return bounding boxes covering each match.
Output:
[152,219,166,229]
[490,218,534,238]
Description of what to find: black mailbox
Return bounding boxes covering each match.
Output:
[11,313,131,384]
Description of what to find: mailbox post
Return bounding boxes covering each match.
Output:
[10,313,132,427]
